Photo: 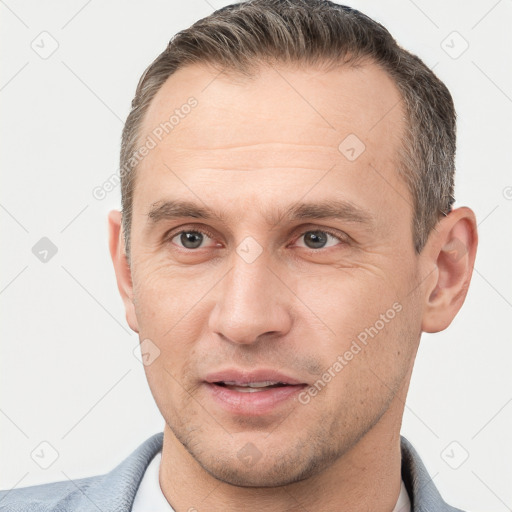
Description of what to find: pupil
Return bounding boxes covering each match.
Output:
[305,231,327,249]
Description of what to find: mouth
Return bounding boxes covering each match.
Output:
[212,380,293,392]
[204,369,308,415]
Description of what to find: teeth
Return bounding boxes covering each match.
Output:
[227,386,270,393]
[224,385,286,393]
[222,381,284,388]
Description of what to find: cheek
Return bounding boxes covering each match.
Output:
[293,266,402,334]
[291,265,417,390]
[132,256,193,327]
[305,303,417,425]
[132,261,212,375]
[136,284,202,417]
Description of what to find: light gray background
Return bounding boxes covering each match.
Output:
[1,1,511,511]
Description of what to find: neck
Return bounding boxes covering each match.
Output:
[159,373,411,512]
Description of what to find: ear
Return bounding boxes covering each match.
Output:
[421,206,478,333]
[108,210,139,333]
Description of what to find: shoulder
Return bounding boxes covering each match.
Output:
[0,432,164,512]
[400,435,467,512]
[0,474,99,512]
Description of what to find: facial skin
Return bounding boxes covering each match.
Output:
[109,61,478,511]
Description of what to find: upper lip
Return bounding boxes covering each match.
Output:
[204,368,306,386]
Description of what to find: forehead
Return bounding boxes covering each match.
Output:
[140,60,406,158]
[132,60,411,235]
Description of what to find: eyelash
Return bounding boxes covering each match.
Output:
[164,225,348,252]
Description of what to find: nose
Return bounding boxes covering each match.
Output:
[208,251,293,346]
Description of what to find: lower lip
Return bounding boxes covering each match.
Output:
[204,382,307,415]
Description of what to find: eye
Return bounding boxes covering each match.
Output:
[165,226,348,252]
[167,228,217,250]
[293,229,347,250]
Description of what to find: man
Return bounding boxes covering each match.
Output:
[0,0,477,510]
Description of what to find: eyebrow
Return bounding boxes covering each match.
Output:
[147,198,376,231]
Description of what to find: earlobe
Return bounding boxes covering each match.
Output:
[108,210,139,333]
[421,207,478,333]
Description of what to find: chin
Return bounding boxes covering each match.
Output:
[200,459,312,488]
[191,438,342,488]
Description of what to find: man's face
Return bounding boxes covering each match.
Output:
[126,61,427,486]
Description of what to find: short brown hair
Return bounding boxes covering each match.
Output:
[120,0,456,265]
